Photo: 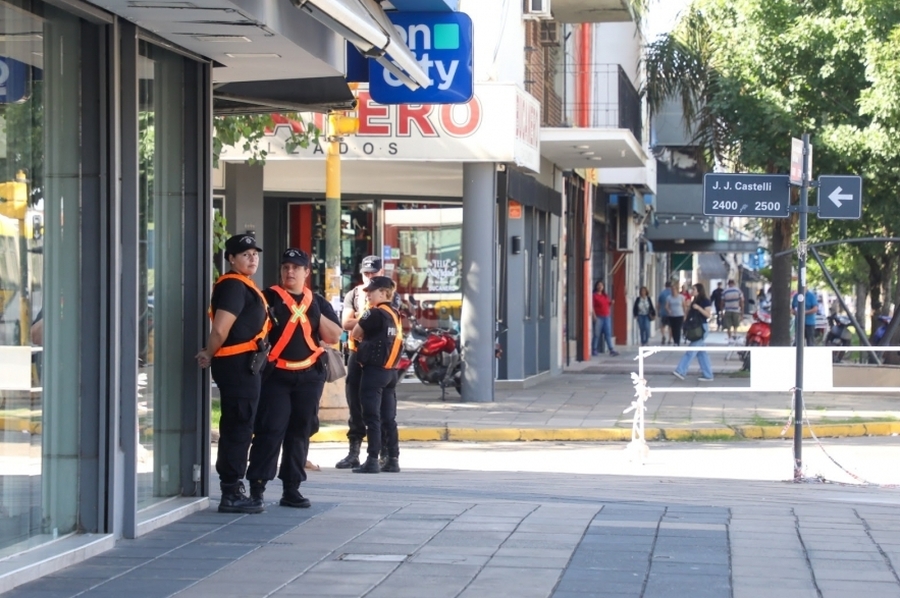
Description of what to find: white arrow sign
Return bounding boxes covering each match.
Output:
[828,186,853,207]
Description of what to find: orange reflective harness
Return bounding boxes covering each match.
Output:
[378,304,404,369]
[267,286,324,370]
[209,273,270,357]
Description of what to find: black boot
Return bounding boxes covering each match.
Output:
[280,482,311,508]
[381,457,400,473]
[219,482,265,514]
[352,456,381,474]
[378,446,388,469]
[335,439,361,469]
[249,480,266,506]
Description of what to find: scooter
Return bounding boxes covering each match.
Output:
[740,309,771,371]
[396,312,429,379]
[825,314,853,363]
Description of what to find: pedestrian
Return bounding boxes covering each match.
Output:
[246,249,343,509]
[632,286,656,346]
[350,276,404,474]
[791,287,818,346]
[680,284,692,302]
[592,280,619,356]
[657,281,673,344]
[710,282,724,330]
[196,234,270,514]
[336,255,400,469]
[673,283,714,382]
[666,284,686,346]
[721,279,744,340]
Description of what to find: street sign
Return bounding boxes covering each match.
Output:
[789,137,813,186]
[369,11,474,105]
[702,173,791,218]
[817,175,862,220]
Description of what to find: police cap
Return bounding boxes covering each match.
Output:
[224,234,263,257]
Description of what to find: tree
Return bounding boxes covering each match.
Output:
[213,114,319,168]
[644,0,900,345]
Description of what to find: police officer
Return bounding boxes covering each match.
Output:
[336,255,400,469]
[246,249,342,508]
[196,234,269,514]
[350,276,403,473]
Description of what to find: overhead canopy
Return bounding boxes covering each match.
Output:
[292,0,432,91]
[213,77,356,115]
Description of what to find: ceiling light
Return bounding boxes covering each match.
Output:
[591,157,603,161]
[225,52,281,58]
[128,1,197,7]
[580,151,595,156]
[190,34,251,43]
[573,145,590,149]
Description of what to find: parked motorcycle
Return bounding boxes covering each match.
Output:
[825,314,854,363]
[740,309,771,371]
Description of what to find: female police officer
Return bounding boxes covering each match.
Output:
[350,276,403,474]
[196,234,269,514]
[246,249,342,508]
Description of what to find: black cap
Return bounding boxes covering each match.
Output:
[281,248,310,267]
[363,276,395,292]
[360,255,383,273]
[224,234,262,257]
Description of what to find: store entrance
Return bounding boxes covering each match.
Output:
[287,202,374,294]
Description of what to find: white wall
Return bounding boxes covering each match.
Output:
[460,0,525,85]
[262,160,463,197]
[592,21,643,88]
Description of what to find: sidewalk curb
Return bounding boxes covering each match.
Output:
[310,422,900,443]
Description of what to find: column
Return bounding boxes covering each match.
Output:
[461,163,497,403]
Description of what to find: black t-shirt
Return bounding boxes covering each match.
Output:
[688,297,713,325]
[210,277,267,349]
[264,287,340,362]
[357,302,402,369]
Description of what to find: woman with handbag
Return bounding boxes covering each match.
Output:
[672,283,714,382]
[246,248,342,509]
[632,286,655,346]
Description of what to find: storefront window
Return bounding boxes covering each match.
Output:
[0,2,82,555]
[383,203,462,329]
[137,41,185,508]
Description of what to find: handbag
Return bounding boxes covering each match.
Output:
[683,306,705,342]
[321,344,347,383]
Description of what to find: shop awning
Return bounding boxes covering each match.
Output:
[292,0,432,91]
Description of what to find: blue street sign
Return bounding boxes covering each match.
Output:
[0,57,31,104]
[817,175,862,220]
[369,11,474,105]
[703,173,791,218]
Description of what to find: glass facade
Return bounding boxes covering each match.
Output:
[0,1,82,555]
[136,41,188,508]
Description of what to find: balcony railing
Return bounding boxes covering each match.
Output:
[527,59,642,142]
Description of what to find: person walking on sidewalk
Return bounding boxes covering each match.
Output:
[350,276,404,474]
[721,280,744,340]
[592,281,619,356]
[657,281,673,345]
[710,282,724,330]
[673,283,714,382]
[665,285,686,346]
[336,255,398,469]
[246,249,342,509]
[632,286,655,346]
[196,234,270,514]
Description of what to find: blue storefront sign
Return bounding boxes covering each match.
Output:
[369,11,474,105]
[0,57,31,104]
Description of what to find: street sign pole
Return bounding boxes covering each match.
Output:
[793,133,810,481]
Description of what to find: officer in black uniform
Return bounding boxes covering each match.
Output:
[196,234,269,514]
[246,249,342,508]
[350,276,403,474]
[336,255,400,469]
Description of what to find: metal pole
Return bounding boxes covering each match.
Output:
[809,246,880,364]
[793,133,810,481]
[325,113,342,303]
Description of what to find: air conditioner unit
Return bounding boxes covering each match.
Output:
[539,21,560,46]
[524,0,552,20]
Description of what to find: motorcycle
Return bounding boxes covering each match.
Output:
[396,312,429,379]
[825,314,853,363]
[740,309,771,371]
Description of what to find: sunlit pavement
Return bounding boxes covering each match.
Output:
[10,438,900,598]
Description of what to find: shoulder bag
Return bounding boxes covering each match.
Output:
[683,304,705,342]
[321,343,347,382]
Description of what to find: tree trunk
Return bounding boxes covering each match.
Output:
[866,254,883,334]
[855,282,868,331]
[770,218,793,346]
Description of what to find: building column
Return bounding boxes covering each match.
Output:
[504,200,526,380]
[224,162,264,286]
[461,163,497,403]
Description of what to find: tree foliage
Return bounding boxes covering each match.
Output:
[212,114,319,168]
[644,0,900,342]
